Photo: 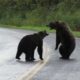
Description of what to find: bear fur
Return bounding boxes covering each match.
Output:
[16,31,48,61]
[47,21,76,59]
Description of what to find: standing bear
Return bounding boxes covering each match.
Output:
[16,31,48,61]
[47,21,76,59]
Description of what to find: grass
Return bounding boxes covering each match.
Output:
[15,25,80,38]
[0,24,55,32]
[73,31,80,38]
[21,26,80,38]
[0,25,80,37]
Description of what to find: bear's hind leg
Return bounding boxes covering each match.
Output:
[59,45,69,59]
[25,53,31,61]
[30,51,35,61]
[25,51,35,61]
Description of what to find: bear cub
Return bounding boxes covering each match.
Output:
[16,31,48,61]
[47,21,76,59]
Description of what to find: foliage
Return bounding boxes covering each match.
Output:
[0,0,80,30]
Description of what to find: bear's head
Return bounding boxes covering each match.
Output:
[38,30,48,39]
[47,21,62,30]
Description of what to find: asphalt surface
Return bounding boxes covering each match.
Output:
[0,27,80,80]
[0,28,50,80]
[32,33,80,80]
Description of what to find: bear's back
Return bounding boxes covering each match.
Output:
[58,24,75,47]
[19,33,42,49]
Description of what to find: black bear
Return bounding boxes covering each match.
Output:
[47,21,76,59]
[16,31,48,61]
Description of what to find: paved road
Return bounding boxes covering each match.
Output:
[0,28,50,80]
[32,34,80,80]
[0,28,80,80]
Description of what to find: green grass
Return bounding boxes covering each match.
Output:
[15,26,80,38]
[20,26,80,38]
[73,31,80,38]
[19,26,48,31]
[0,25,80,37]
[0,24,55,32]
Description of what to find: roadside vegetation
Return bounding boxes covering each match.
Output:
[0,0,80,37]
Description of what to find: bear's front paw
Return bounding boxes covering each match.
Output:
[55,47,58,50]
[31,58,35,61]
[40,58,43,60]
[16,57,20,60]
[60,57,69,60]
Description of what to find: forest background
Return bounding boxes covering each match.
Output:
[0,0,80,31]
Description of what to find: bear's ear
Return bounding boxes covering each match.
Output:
[55,21,63,24]
[55,21,60,24]
[43,30,49,35]
[43,30,48,34]
[54,21,62,27]
[43,30,46,33]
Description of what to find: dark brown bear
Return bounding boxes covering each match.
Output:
[47,21,76,59]
[16,31,48,61]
